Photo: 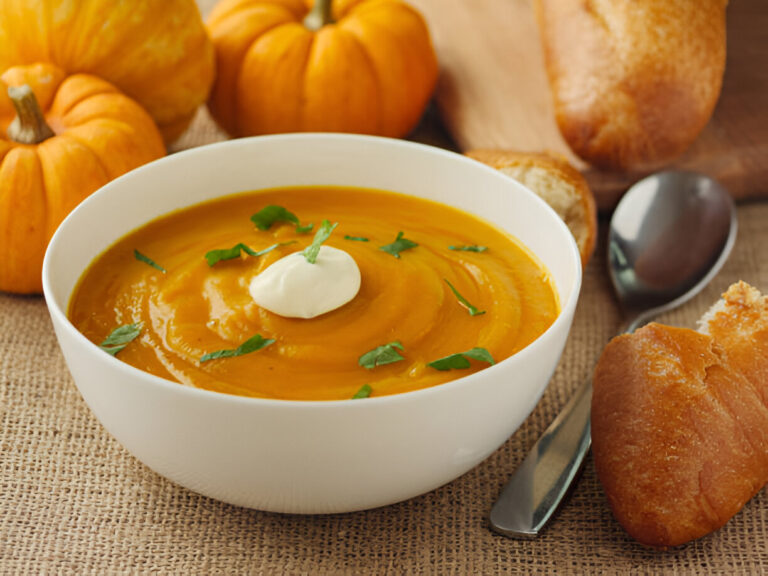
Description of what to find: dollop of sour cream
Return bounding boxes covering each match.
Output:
[248,246,361,319]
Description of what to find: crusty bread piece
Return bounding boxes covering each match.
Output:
[592,282,768,547]
[534,0,728,172]
[699,283,768,409]
[466,149,597,266]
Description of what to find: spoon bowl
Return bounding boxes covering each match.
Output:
[609,171,737,330]
[489,170,737,537]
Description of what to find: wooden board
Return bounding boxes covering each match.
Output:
[409,0,768,210]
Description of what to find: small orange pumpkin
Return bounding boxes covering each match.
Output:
[0,0,215,142]
[207,0,439,138]
[0,63,165,294]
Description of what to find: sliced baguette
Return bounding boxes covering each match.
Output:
[466,149,597,267]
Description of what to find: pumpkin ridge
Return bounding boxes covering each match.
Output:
[46,0,107,69]
[61,91,155,130]
[0,146,48,293]
[80,14,202,108]
[207,4,296,135]
[299,28,319,131]
[211,2,298,26]
[335,0,370,19]
[340,1,438,136]
[211,0,307,24]
[47,75,119,121]
[65,117,164,180]
[52,132,112,187]
[237,23,313,134]
[36,134,108,239]
[344,0,404,18]
[335,25,384,133]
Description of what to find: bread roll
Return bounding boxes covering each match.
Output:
[465,150,597,266]
[592,282,768,547]
[535,0,728,172]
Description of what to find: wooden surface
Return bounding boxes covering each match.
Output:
[409,0,768,210]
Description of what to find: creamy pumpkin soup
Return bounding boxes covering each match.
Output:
[69,186,559,400]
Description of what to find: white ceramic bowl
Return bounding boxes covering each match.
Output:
[43,134,581,514]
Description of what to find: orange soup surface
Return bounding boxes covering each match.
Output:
[69,186,559,400]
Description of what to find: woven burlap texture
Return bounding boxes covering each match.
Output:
[1,99,767,574]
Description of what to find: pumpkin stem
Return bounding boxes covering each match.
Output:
[6,84,55,145]
[303,0,334,31]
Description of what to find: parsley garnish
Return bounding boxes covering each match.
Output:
[379,231,418,258]
[205,241,294,266]
[449,245,487,253]
[200,334,275,363]
[99,323,142,356]
[352,384,372,399]
[303,219,338,264]
[359,341,405,370]
[444,279,485,316]
[427,348,496,371]
[134,249,166,273]
[344,235,369,242]
[250,205,312,233]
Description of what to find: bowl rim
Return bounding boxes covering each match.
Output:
[42,133,582,410]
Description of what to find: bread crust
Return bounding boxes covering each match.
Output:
[592,282,768,547]
[535,0,728,172]
[466,149,597,266]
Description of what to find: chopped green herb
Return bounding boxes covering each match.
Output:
[352,384,373,399]
[359,341,405,370]
[205,241,295,267]
[303,219,338,264]
[200,334,275,363]
[444,279,486,316]
[99,323,142,356]
[250,205,298,229]
[134,249,166,273]
[427,347,496,371]
[344,235,369,242]
[379,231,418,258]
[250,205,312,233]
[205,243,255,266]
[449,245,487,253]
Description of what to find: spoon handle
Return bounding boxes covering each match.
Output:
[489,376,593,537]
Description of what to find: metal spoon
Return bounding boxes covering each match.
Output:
[489,170,737,537]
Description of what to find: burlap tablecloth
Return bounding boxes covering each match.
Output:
[1,100,767,574]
